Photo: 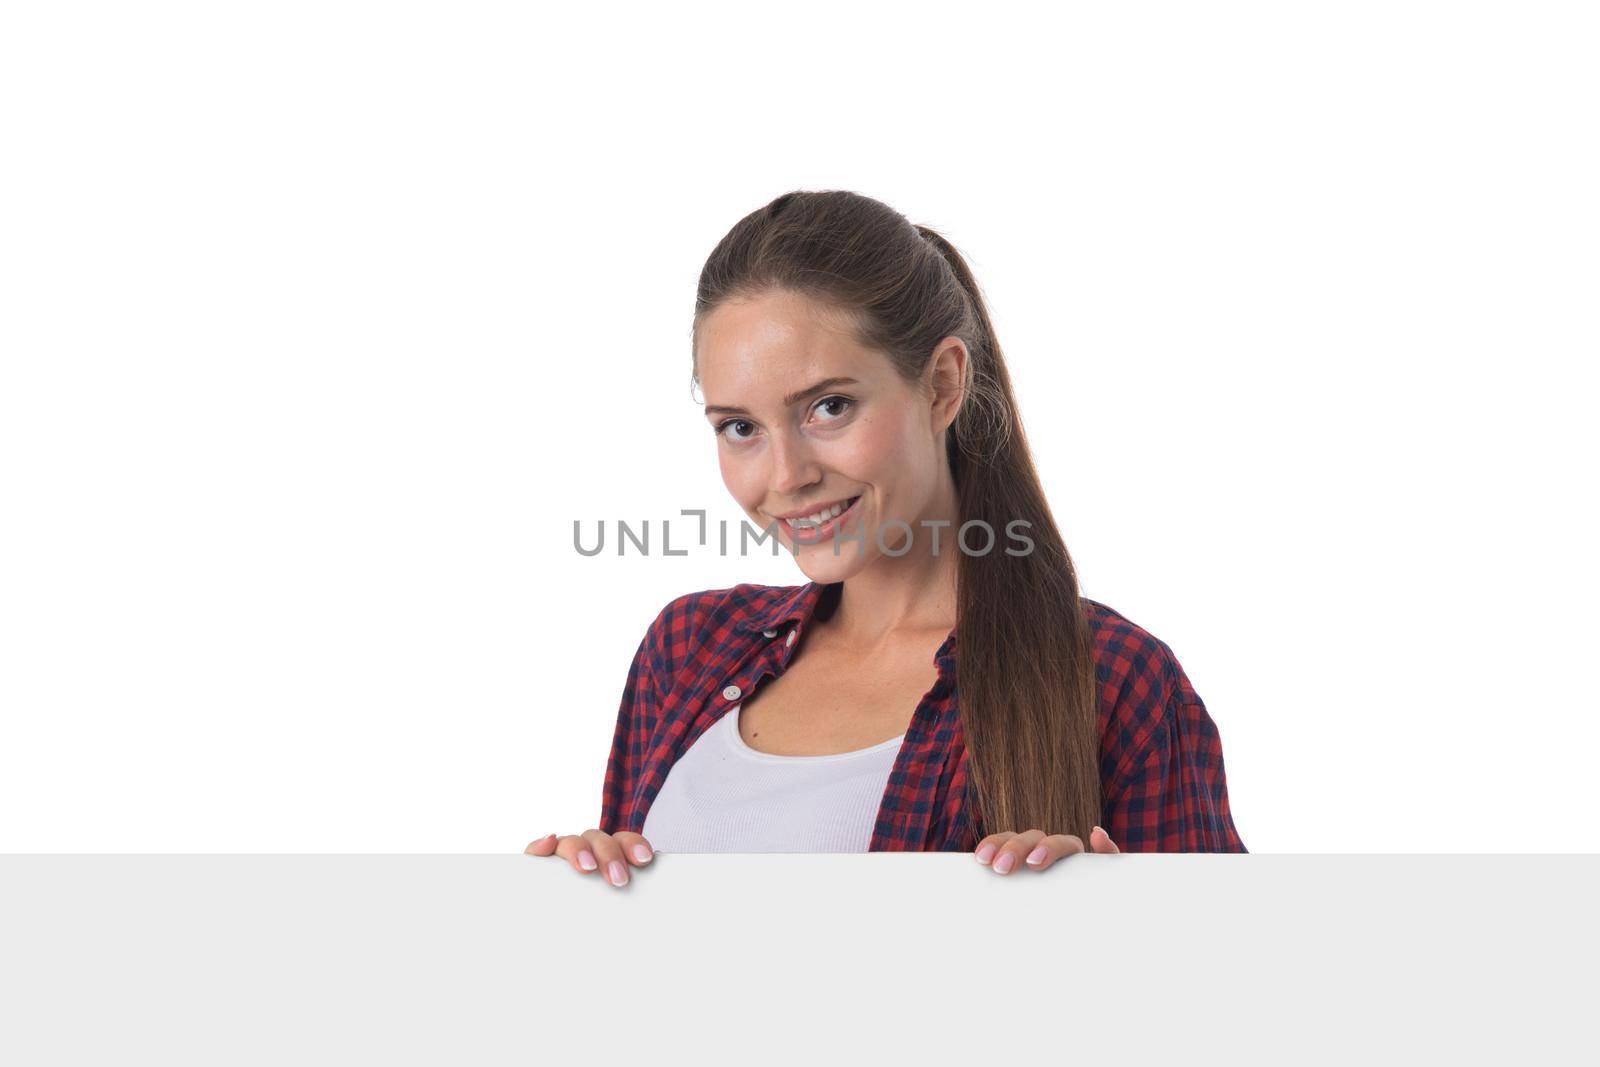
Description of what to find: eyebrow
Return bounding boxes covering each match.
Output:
[703,377,860,418]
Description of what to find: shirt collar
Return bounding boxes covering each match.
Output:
[737,579,833,634]
[739,579,958,675]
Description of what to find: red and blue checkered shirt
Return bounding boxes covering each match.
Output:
[600,580,1246,852]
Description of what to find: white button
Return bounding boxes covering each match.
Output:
[785,630,797,646]
[722,684,741,700]
[762,628,778,639]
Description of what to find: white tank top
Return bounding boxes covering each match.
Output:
[639,704,906,852]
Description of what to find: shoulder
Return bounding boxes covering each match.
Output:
[1080,597,1196,769]
[1080,597,1186,690]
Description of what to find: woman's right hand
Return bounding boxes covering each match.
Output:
[523,830,655,888]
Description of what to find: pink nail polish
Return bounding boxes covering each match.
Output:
[608,860,628,886]
[975,843,996,865]
[1026,846,1047,865]
[994,852,1015,874]
[578,850,597,871]
[632,844,652,863]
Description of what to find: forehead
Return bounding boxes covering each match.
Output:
[697,290,881,399]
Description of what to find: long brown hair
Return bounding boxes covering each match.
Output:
[691,189,1100,842]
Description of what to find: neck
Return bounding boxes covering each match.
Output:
[828,474,960,645]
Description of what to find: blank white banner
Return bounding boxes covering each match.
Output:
[2,854,1594,1063]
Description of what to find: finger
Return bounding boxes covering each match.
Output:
[582,829,632,888]
[1090,825,1121,854]
[973,831,1018,867]
[555,833,602,876]
[611,831,656,867]
[1023,833,1085,871]
[523,833,559,856]
[991,829,1048,875]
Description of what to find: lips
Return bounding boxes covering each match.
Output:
[781,495,863,544]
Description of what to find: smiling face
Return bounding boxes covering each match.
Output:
[696,288,965,580]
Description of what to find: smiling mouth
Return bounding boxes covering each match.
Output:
[779,495,862,537]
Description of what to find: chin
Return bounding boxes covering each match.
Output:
[791,541,872,583]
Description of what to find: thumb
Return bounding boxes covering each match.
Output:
[1090,825,1121,854]
[523,833,559,856]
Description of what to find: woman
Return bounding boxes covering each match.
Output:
[526,190,1245,887]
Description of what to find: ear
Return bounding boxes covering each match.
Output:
[926,336,969,436]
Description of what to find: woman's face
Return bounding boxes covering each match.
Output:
[696,288,964,581]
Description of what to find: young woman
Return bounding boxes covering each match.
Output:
[526,190,1245,887]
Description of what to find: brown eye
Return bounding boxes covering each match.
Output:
[815,396,853,421]
[716,419,757,442]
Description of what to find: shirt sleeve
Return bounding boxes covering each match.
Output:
[598,603,672,837]
[1102,651,1247,853]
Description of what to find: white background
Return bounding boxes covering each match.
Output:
[1,1,1594,852]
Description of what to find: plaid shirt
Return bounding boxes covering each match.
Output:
[600,580,1246,853]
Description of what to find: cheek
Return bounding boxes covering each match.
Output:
[718,449,764,508]
[834,412,917,480]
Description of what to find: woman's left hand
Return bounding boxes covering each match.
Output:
[974,825,1120,874]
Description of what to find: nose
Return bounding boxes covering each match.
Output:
[767,429,821,497]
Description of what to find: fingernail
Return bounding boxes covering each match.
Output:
[1092,825,1106,838]
[578,850,597,871]
[608,860,629,886]
[632,844,652,864]
[1026,846,1048,865]
[994,852,1015,874]
[975,843,996,865]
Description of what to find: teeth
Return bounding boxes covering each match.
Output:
[785,497,855,529]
